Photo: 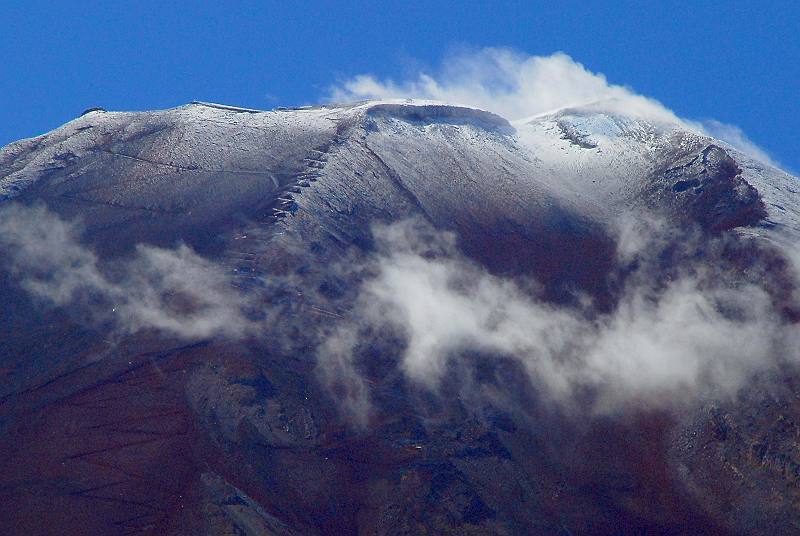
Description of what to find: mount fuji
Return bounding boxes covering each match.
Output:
[1,98,799,535]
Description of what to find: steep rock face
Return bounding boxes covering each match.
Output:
[653,144,767,232]
[0,100,797,535]
[671,377,800,535]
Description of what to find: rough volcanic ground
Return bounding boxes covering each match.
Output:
[1,101,799,535]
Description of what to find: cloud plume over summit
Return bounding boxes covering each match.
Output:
[332,48,680,123]
[331,47,778,165]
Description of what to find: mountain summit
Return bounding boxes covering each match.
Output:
[1,100,799,534]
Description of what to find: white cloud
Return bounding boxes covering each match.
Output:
[331,48,681,124]
[0,203,259,340]
[331,47,778,166]
[315,325,372,428]
[317,219,795,421]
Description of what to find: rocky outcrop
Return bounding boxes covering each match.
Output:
[654,144,768,232]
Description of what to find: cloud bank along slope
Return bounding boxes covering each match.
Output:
[331,47,777,165]
[0,204,259,340]
[5,206,787,425]
[316,218,799,424]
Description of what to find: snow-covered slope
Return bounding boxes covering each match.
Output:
[5,98,792,244]
[514,103,793,226]
[5,98,789,289]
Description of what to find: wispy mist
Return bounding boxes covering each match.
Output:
[0,203,257,340]
[331,47,778,166]
[331,48,679,124]
[316,218,797,423]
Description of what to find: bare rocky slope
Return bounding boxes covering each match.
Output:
[1,100,799,535]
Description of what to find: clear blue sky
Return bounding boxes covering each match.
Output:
[2,1,797,171]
